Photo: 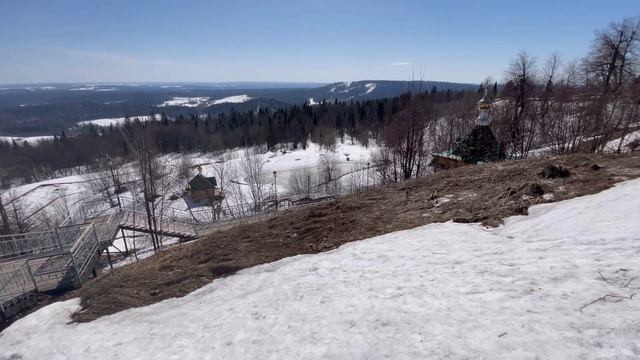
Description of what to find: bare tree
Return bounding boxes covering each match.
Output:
[585,17,640,151]
[346,165,366,195]
[0,192,11,235]
[432,94,476,152]
[84,156,124,207]
[288,167,315,196]
[224,163,251,217]
[39,190,72,230]
[240,150,267,209]
[499,51,538,158]
[171,154,194,197]
[318,152,341,193]
[121,123,163,252]
[211,156,233,194]
[370,147,398,184]
[383,95,435,179]
[4,189,32,233]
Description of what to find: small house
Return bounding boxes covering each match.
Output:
[183,167,224,208]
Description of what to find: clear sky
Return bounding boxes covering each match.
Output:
[0,0,638,84]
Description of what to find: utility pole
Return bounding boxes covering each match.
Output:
[107,157,122,210]
[273,171,278,210]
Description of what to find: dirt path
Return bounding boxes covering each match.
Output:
[73,153,640,322]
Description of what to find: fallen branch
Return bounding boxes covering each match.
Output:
[579,293,636,313]
[598,271,608,283]
[623,276,638,288]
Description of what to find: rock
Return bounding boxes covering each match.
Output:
[209,265,241,277]
[540,165,571,179]
[590,164,602,171]
[526,183,545,196]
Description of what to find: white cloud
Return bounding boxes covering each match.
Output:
[390,62,412,66]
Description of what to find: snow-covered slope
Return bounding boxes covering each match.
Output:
[2,179,640,359]
[158,96,210,107]
[210,94,251,105]
[0,135,54,145]
[77,114,161,127]
[157,95,252,108]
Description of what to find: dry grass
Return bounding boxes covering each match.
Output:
[72,152,640,322]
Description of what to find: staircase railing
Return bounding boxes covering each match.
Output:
[0,261,36,313]
[0,230,58,260]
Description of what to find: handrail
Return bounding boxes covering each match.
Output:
[0,261,35,305]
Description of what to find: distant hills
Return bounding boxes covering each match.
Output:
[291,80,476,103]
[0,80,477,135]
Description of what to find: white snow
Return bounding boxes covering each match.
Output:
[69,86,97,91]
[77,114,161,127]
[530,130,640,157]
[158,96,210,107]
[23,86,56,91]
[0,173,93,218]
[157,95,251,107]
[2,178,640,359]
[167,139,375,208]
[307,97,318,106]
[364,82,376,94]
[604,129,640,153]
[0,135,54,145]
[210,94,251,105]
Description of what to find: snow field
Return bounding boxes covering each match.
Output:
[1,178,639,359]
[77,114,161,127]
[157,94,252,108]
[0,136,55,145]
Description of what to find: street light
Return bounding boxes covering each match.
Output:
[366,162,370,187]
[273,171,278,210]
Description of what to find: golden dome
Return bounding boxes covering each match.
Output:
[478,88,492,110]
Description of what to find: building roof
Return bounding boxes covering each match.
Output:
[431,150,463,161]
[188,174,217,191]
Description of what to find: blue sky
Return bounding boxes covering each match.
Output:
[0,0,637,84]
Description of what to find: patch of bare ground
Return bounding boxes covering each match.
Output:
[73,153,640,322]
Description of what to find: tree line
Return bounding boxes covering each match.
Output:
[0,87,469,186]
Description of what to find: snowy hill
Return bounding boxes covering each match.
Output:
[296,80,476,104]
[2,178,639,359]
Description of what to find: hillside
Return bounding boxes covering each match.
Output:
[1,152,639,359]
[67,152,640,321]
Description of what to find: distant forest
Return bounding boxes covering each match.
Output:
[0,87,474,185]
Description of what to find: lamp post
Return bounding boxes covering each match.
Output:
[273,171,278,210]
[107,157,122,210]
[367,162,370,187]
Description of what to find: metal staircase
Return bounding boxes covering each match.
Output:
[0,200,197,321]
[119,210,197,240]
